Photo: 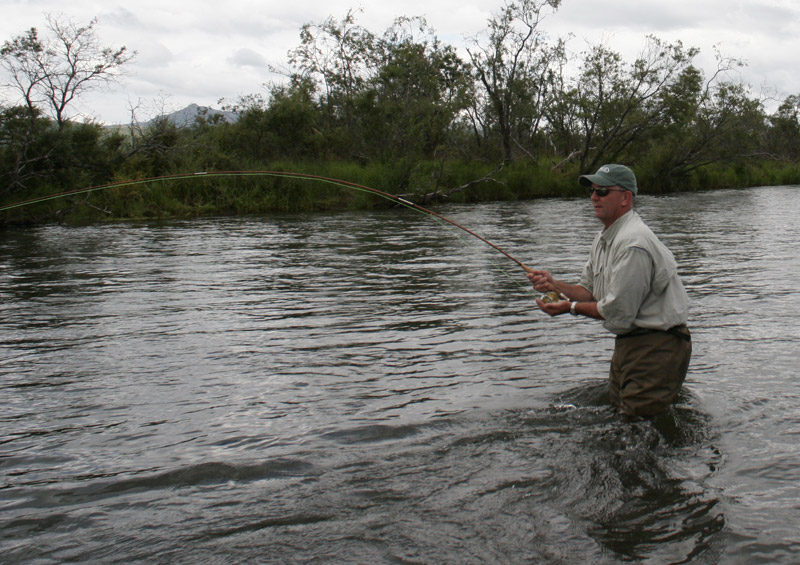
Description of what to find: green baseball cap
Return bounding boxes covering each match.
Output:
[579,164,638,195]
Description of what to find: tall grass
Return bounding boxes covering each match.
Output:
[3,158,798,225]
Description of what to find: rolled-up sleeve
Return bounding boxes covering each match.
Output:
[596,247,652,334]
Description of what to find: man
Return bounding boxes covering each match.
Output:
[527,164,691,417]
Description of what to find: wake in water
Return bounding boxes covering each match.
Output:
[1,381,722,563]
[523,382,725,562]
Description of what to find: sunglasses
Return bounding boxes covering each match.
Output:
[588,187,627,197]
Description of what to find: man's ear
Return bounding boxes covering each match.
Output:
[623,191,634,206]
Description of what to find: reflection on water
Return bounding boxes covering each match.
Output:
[2,186,800,562]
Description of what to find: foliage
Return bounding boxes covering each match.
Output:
[766,94,800,161]
[2,9,800,226]
[0,105,125,199]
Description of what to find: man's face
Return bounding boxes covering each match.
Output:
[589,185,629,227]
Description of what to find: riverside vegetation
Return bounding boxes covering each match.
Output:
[2,2,800,225]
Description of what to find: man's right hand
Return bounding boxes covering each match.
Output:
[526,269,555,293]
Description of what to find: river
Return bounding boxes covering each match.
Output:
[1,186,799,563]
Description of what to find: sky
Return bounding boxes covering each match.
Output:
[2,0,798,124]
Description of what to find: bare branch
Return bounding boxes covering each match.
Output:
[1,14,136,127]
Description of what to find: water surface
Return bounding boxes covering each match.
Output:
[2,186,799,562]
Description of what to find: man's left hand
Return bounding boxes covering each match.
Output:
[535,298,571,317]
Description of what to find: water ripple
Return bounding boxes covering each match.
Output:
[2,189,800,562]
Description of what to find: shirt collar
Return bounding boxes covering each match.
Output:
[600,209,636,244]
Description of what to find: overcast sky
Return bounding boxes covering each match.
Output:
[2,0,797,124]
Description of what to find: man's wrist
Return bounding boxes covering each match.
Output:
[569,301,579,316]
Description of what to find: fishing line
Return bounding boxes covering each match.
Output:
[274,172,535,292]
[390,201,534,293]
[1,170,536,289]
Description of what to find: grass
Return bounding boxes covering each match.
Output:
[2,158,798,226]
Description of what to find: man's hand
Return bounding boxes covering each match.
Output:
[527,269,555,293]
[535,297,571,317]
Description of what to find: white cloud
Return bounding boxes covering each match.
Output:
[1,0,798,123]
[229,48,268,70]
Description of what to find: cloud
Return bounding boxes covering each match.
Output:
[99,6,147,30]
[2,0,799,123]
[135,41,175,69]
[228,48,268,70]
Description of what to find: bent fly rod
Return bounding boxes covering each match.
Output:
[0,170,535,273]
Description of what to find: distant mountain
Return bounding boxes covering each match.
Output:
[152,103,238,127]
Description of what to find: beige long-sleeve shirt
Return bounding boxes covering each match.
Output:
[578,210,689,335]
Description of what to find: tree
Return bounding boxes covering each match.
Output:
[1,14,135,128]
[555,36,701,173]
[466,0,561,162]
[1,103,127,198]
[767,94,800,161]
[122,116,183,178]
[0,105,54,195]
[239,80,322,162]
[632,49,770,190]
[287,9,376,138]
[282,12,473,166]
[360,17,473,162]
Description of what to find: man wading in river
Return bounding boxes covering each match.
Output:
[528,164,691,417]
